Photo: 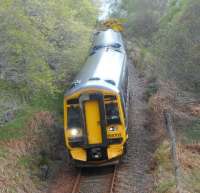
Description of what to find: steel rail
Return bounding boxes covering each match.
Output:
[71,169,81,193]
[108,165,118,193]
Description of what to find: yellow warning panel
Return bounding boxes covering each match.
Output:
[71,148,87,161]
[84,100,102,144]
[107,145,123,159]
[102,19,125,32]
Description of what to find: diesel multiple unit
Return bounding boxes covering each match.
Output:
[64,29,129,167]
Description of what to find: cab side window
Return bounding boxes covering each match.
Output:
[105,103,121,125]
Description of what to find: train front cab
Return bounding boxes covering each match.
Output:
[64,88,128,166]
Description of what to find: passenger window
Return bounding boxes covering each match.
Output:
[67,106,83,128]
[105,103,121,125]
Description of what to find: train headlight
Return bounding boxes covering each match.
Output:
[108,127,117,131]
[68,128,82,137]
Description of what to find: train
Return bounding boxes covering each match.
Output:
[64,29,129,167]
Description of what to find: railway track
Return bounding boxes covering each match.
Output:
[71,169,81,193]
[108,165,118,193]
[70,165,118,193]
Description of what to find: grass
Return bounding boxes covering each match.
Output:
[0,146,8,158]
[154,140,176,193]
[0,115,29,140]
[179,146,200,193]
[0,92,62,141]
[0,106,36,141]
[155,140,173,170]
[155,179,176,193]
[0,92,61,193]
[0,99,58,192]
[144,76,159,101]
[17,155,33,168]
[159,0,188,26]
[182,120,200,143]
[144,82,159,101]
[186,169,200,193]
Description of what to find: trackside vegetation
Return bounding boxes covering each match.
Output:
[0,0,97,192]
[114,0,200,192]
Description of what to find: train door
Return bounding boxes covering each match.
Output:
[84,100,103,144]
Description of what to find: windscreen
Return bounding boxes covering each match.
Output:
[67,106,83,128]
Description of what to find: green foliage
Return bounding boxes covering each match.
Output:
[0,146,8,158]
[0,0,96,99]
[0,0,97,126]
[155,179,176,193]
[0,91,63,141]
[144,80,159,101]
[18,155,33,168]
[154,141,176,193]
[119,0,168,39]
[159,0,188,26]
[0,106,35,141]
[0,2,97,192]
[153,0,200,93]
[182,120,200,143]
[120,0,200,95]
[185,169,200,192]
[155,141,172,169]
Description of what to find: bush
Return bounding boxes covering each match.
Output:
[0,0,97,99]
[0,0,97,124]
[120,0,200,95]
[153,0,200,93]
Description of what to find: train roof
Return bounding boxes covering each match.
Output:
[65,30,127,97]
[93,29,124,49]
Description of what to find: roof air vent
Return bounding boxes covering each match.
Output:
[94,31,101,36]
[105,79,116,86]
[89,50,96,56]
[111,43,121,49]
[89,77,100,81]
[93,45,104,51]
